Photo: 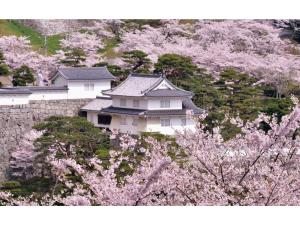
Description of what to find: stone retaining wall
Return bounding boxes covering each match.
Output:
[0,99,92,181]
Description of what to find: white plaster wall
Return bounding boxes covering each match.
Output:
[68,80,111,99]
[29,91,68,100]
[87,111,99,127]
[146,116,196,135]
[110,115,146,134]
[0,94,30,106]
[53,75,68,86]
[147,98,182,110]
[112,97,148,109]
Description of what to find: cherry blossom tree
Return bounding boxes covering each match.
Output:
[2,96,300,206]
[55,32,104,67]
[0,35,56,84]
[118,20,300,81]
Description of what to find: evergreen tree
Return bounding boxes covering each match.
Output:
[12,65,35,86]
[60,48,86,67]
[122,50,151,73]
[0,51,9,77]
[154,54,198,78]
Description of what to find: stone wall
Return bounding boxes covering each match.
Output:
[0,99,92,181]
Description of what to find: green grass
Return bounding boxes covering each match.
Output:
[100,37,123,59]
[0,20,64,55]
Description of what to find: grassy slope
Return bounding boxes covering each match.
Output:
[0,20,63,55]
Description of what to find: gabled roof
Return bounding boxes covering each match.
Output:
[53,67,115,81]
[81,97,112,111]
[103,73,193,97]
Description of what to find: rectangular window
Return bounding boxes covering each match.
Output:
[120,98,127,107]
[84,83,90,91]
[120,116,127,125]
[89,83,94,91]
[98,115,112,125]
[133,99,140,108]
[181,118,187,126]
[132,118,138,126]
[161,118,170,127]
[160,100,170,108]
[84,83,94,91]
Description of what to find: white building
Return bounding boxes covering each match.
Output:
[51,67,115,99]
[81,74,204,135]
[0,67,115,105]
[0,88,32,105]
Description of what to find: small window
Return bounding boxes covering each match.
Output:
[89,83,94,91]
[133,99,140,108]
[160,100,170,108]
[120,98,127,107]
[98,115,112,125]
[132,118,138,126]
[120,117,127,125]
[79,111,87,118]
[161,118,170,127]
[181,118,187,126]
[84,83,94,91]
[84,83,89,91]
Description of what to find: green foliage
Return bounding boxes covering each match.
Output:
[261,98,293,120]
[154,54,199,77]
[33,116,111,158]
[0,181,23,195]
[12,65,35,86]
[100,37,122,59]
[93,62,127,86]
[122,50,152,73]
[170,68,278,139]
[0,20,64,55]
[0,20,64,54]
[0,64,9,76]
[96,149,110,160]
[0,51,9,77]
[60,48,86,67]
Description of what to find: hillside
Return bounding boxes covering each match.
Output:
[1,19,300,138]
[0,20,63,54]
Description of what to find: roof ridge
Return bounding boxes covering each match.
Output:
[131,73,162,78]
[59,66,106,70]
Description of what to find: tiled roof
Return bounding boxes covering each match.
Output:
[56,67,115,81]
[103,74,164,96]
[182,99,204,114]
[0,88,32,95]
[26,86,68,91]
[145,89,193,97]
[103,73,195,97]
[0,86,69,95]
[99,98,204,116]
[81,97,112,111]
[101,106,146,115]
[143,109,189,116]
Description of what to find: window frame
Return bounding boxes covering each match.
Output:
[120,98,127,107]
[181,118,187,126]
[161,118,171,127]
[160,99,170,108]
[132,118,138,126]
[133,99,140,108]
[120,116,127,125]
[84,82,95,91]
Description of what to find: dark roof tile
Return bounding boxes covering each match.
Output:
[56,67,115,81]
[145,89,193,97]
